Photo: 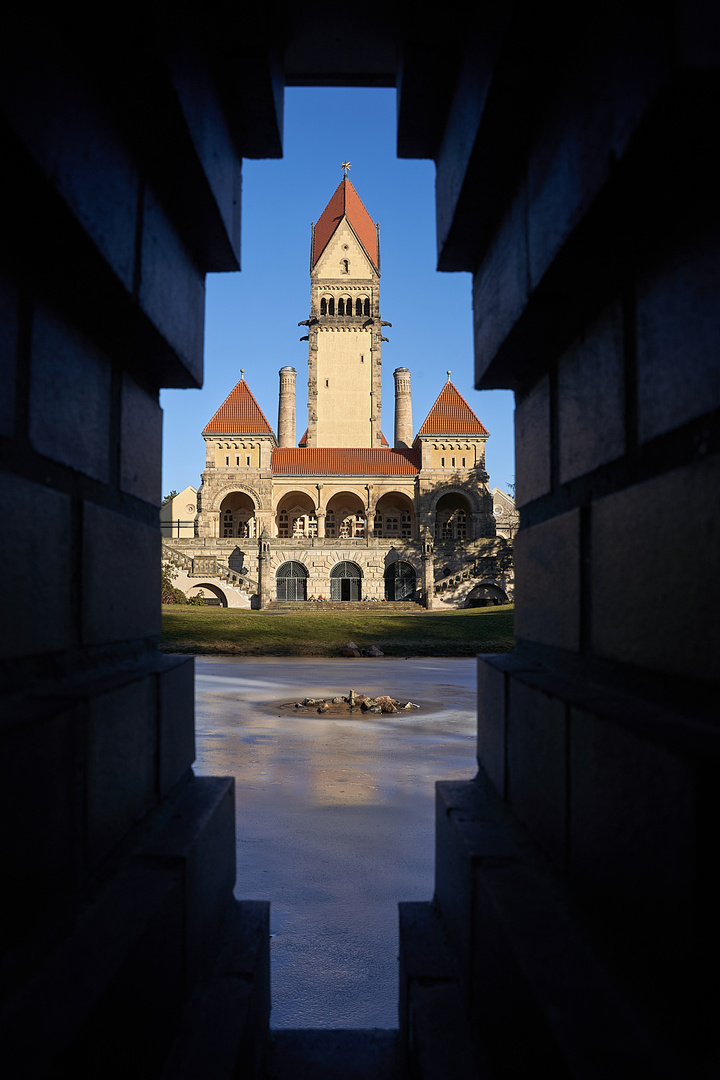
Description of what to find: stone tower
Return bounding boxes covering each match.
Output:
[393,366,413,449]
[303,174,384,448]
[277,366,296,447]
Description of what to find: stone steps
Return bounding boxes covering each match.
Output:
[265,601,422,614]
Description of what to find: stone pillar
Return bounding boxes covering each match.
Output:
[257,532,272,608]
[393,367,413,449]
[422,535,435,609]
[277,366,297,447]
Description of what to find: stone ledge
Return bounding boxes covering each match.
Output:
[431,776,679,1078]
[159,901,270,1080]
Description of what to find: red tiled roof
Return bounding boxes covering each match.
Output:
[271,448,419,475]
[312,178,378,269]
[202,378,274,435]
[416,381,489,436]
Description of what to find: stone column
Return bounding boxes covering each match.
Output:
[257,531,272,608]
[277,366,297,447]
[422,535,435,610]
[393,367,413,449]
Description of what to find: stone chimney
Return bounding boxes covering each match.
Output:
[393,367,413,449]
[277,366,296,447]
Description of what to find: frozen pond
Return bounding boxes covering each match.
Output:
[194,656,478,1028]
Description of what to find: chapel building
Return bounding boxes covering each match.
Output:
[184,175,513,608]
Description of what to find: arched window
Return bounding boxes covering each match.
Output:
[320,297,327,315]
[384,561,416,601]
[341,259,349,273]
[338,298,345,316]
[364,297,370,316]
[456,510,467,538]
[276,561,309,601]
[355,298,362,315]
[329,561,362,601]
[328,298,335,315]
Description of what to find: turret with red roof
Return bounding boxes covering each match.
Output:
[414,372,490,475]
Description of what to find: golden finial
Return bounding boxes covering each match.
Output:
[446,370,452,381]
[341,161,351,176]
[240,368,245,379]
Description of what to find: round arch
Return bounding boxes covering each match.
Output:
[276,560,309,601]
[466,581,509,607]
[434,491,472,541]
[186,582,228,607]
[325,492,366,539]
[384,560,417,601]
[374,491,415,539]
[427,485,481,515]
[275,491,317,538]
[207,483,262,514]
[273,485,319,511]
[219,491,257,539]
[329,560,362,601]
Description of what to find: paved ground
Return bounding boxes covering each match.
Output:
[193,656,478,1029]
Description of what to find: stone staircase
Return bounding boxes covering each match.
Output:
[432,538,513,607]
[162,542,258,599]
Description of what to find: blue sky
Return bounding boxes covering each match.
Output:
[160,87,515,498]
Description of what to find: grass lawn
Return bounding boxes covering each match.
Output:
[160,605,514,657]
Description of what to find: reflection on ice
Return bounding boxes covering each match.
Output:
[193,656,477,1029]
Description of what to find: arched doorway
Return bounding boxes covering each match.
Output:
[276,561,309,601]
[434,492,471,540]
[330,561,362,601]
[384,561,416,601]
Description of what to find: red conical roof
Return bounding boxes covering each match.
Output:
[202,378,274,435]
[312,177,378,269]
[416,381,489,436]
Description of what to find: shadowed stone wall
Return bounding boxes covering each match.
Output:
[1,2,718,1076]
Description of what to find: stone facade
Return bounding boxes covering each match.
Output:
[174,177,511,608]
